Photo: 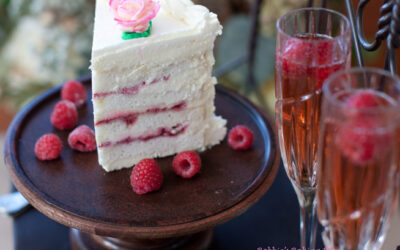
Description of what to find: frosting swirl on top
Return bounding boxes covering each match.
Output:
[160,0,209,26]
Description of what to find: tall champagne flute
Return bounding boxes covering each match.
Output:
[275,8,351,248]
[317,68,400,250]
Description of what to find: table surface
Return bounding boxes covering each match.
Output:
[13,166,325,250]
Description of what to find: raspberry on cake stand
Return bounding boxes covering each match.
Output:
[4,76,280,250]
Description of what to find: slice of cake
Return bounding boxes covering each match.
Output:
[91,0,227,172]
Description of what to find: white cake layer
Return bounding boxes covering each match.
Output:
[98,116,227,172]
[92,57,213,103]
[92,52,214,94]
[92,0,222,73]
[93,78,216,122]
[95,103,215,144]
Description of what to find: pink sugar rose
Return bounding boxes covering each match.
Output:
[109,0,160,33]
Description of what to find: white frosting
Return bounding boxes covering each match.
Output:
[91,0,222,65]
[160,0,210,25]
[91,0,226,171]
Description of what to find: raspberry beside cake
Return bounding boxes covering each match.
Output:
[91,0,227,172]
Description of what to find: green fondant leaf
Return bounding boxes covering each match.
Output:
[122,22,152,40]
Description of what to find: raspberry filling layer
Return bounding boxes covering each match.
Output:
[98,124,188,148]
[93,75,170,99]
[95,101,187,126]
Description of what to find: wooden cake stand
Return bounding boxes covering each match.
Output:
[4,76,280,250]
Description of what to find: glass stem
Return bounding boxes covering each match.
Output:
[299,189,317,249]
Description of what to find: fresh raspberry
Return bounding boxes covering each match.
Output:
[335,90,391,164]
[278,38,311,77]
[314,39,336,65]
[172,151,201,179]
[346,90,380,109]
[50,100,78,130]
[336,118,389,164]
[228,125,254,150]
[278,37,341,89]
[130,159,163,195]
[34,134,63,161]
[68,125,96,152]
[344,90,381,119]
[314,61,345,90]
[61,80,87,107]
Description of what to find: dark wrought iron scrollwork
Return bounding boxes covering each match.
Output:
[349,0,400,74]
[387,0,400,73]
[356,0,392,51]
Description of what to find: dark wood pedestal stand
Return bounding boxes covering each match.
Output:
[4,77,280,250]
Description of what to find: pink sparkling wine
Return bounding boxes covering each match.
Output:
[275,34,349,189]
[317,90,399,249]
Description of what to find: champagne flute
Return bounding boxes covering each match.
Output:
[275,8,351,248]
[317,67,400,249]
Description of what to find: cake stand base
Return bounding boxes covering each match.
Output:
[5,77,279,250]
[70,228,214,250]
